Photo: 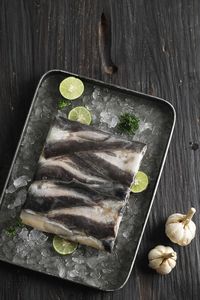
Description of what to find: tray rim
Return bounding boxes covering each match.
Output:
[0,69,176,291]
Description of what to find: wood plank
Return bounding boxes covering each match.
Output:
[0,0,199,299]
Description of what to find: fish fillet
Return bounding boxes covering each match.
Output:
[20,116,146,251]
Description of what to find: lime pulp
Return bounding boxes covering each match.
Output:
[68,106,92,125]
[131,171,149,193]
[59,77,84,100]
[53,236,78,255]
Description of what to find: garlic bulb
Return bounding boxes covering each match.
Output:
[165,207,196,246]
[148,245,177,275]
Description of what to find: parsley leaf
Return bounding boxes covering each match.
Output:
[117,113,140,135]
[58,99,71,109]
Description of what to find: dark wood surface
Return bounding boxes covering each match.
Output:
[0,0,199,299]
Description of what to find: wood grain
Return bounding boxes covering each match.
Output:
[0,0,200,299]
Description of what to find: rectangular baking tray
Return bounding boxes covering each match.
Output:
[0,70,175,291]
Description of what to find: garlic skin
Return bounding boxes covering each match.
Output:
[165,207,196,246]
[148,245,177,275]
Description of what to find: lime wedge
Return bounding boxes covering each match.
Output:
[68,106,92,125]
[131,171,149,193]
[59,77,84,100]
[53,236,78,255]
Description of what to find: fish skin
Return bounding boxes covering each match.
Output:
[28,180,125,202]
[54,116,110,138]
[35,167,128,199]
[20,209,110,251]
[48,214,115,240]
[75,152,134,186]
[46,203,123,225]
[21,116,147,251]
[44,117,146,158]
[24,180,124,213]
[36,155,107,184]
[44,139,146,158]
[23,195,95,212]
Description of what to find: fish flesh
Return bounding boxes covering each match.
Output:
[20,116,146,251]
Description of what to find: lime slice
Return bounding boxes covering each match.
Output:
[59,77,84,100]
[53,236,78,255]
[68,106,92,125]
[131,171,149,193]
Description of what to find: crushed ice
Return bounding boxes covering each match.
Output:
[7,189,27,209]
[13,175,30,188]
[6,176,30,194]
[5,184,16,194]
[68,269,79,278]
[92,88,101,100]
[28,229,48,244]
[122,231,129,239]
[14,228,48,257]
[18,227,29,240]
[100,112,119,128]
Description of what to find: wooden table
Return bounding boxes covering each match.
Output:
[0,1,199,299]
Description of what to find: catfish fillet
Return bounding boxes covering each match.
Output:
[20,116,146,251]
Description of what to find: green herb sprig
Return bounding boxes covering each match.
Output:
[58,99,71,109]
[5,218,25,237]
[5,226,16,237]
[117,113,140,135]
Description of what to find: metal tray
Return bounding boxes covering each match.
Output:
[0,70,176,291]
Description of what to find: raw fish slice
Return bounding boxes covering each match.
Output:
[44,117,146,158]
[21,180,124,251]
[21,116,146,251]
[36,155,107,184]
[23,180,125,212]
[75,150,142,186]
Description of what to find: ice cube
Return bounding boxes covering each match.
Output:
[109,116,118,128]
[122,231,129,239]
[103,94,110,103]
[23,165,30,170]
[90,270,102,279]
[102,268,113,274]
[68,269,79,278]
[100,110,119,128]
[58,265,66,278]
[100,111,111,123]
[7,189,27,209]
[34,107,43,118]
[74,264,88,277]
[26,257,36,265]
[92,88,101,100]
[13,175,30,188]
[6,184,16,194]
[54,259,66,278]
[16,242,30,256]
[138,121,152,133]
[87,257,99,268]
[72,257,85,264]
[28,229,48,244]
[18,227,29,240]
[41,249,50,257]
